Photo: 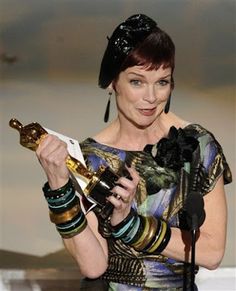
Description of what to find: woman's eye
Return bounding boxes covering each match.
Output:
[130,79,142,86]
[158,79,170,86]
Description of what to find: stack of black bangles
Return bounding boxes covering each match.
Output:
[43,178,87,239]
[112,207,171,254]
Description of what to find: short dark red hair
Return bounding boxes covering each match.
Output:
[121,27,175,73]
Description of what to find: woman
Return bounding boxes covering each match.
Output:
[36,14,232,290]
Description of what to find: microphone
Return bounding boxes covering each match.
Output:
[185,170,206,291]
[185,191,206,231]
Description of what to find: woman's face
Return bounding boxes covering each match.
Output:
[114,65,172,128]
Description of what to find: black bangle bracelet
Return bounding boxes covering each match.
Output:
[48,195,80,214]
[43,178,72,198]
[155,223,171,254]
[111,207,137,233]
[141,218,162,252]
[127,215,146,245]
[116,214,139,240]
[46,186,75,207]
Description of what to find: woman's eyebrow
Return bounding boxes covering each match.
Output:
[127,72,145,77]
[159,74,172,79]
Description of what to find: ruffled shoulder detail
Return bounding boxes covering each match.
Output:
[144,124,232,193]
[144,126,199,171]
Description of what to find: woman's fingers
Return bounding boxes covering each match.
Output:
[36,134,70,189]
[111,184,131,204]
[125,164,140,182]
[107,194,123,209]
[37,135,67,160]
[107,166,140,209]
[112,166,140,202]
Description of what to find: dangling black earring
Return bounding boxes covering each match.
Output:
[164,94,171,114]
[104,91,112,122]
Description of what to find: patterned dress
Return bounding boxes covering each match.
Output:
[79,124,232,291]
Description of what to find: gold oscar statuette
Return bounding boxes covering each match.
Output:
[9,118,120,218]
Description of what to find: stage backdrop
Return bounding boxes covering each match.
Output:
[0,0,235,268]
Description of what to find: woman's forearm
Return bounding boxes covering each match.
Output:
[63,224,108,278]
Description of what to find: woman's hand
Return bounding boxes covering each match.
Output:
[36,134,70,190]
[108,166,140,226]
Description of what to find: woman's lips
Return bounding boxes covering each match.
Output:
[138,108,156,116]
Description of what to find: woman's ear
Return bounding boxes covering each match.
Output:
[108,82,116,92]
[108,84,113,93]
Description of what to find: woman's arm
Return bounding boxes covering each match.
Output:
[110,170,227,270]
[63,211,108,278]
[36,134,108,278]
[162,175,227,269]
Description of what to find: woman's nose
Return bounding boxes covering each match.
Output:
[143,86,157,103]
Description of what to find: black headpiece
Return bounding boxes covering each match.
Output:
[98,14,157,88]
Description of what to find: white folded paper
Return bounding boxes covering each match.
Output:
[45,127,87,186]
[45,128,97,212]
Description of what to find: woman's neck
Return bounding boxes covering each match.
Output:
[114,120,166,150]
[94,112,184,151]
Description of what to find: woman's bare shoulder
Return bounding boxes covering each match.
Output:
[168,112,190,129]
